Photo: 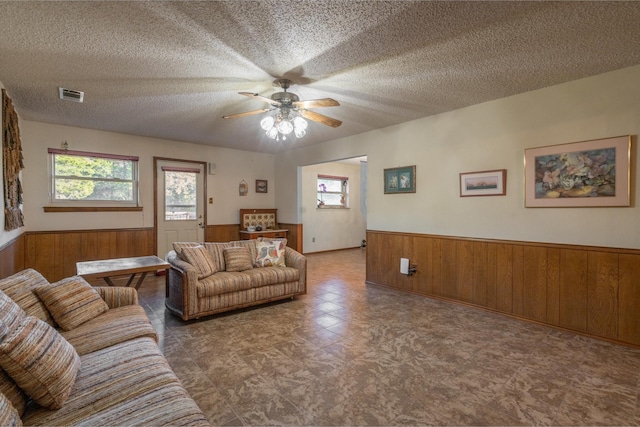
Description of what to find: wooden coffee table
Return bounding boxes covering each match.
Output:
[76,255,169,289]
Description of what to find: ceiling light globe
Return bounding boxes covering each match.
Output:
[260,116,275,130]
[294,116,308,130]
[266,127,278,139]
[277,119,294,135]
[294,128,306,138]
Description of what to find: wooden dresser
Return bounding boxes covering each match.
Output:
[239,208,287,241]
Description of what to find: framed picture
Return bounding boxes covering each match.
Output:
[384,165,416,194]
[459,169,506,197]
[255,179,268,193]
[524,135,631,207]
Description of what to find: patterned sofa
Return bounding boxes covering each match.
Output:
[166,238,306,320]
[0,269,210,427]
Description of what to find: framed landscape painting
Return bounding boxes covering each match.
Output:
[524,135,631,207]
[459,169,506,197]
[384,165,416,194]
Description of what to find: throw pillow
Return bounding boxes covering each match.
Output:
[0,291,26,331]
[0,392,21,427]
[223,247,254,272]
[0,270,56,326]
[35,276,109,331]
[180,245,218,279]
[254,240,286,267]
[172,242,201,259]
[0,316,81,409]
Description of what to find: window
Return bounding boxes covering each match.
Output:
[317,175,348,208]
[49,149,138,204]
[163,167,198,220]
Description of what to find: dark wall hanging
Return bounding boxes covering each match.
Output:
[2,89,25,230]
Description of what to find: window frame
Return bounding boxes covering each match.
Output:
[48,148,140,207]
[317,174,349,209]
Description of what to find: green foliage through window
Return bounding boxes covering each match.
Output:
[51,151,138,203]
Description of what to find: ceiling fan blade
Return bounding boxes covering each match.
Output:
[222,108,272,119]
[238,92,281,106]
[299,110,342,128]
[293,98,340,109]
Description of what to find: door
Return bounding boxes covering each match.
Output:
[156,159,205,257]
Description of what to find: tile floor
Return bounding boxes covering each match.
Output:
[137,249,640,426]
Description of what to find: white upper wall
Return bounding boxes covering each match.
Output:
[301,161,366,252]
[276,65,640,249]
[19,121,276,231]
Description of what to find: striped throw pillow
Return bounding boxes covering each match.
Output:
[180,245,218,279]
[35,276,109,331]
[0,316,80,409]
[223,247,254,272]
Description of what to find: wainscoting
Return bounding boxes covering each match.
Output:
[0,228,155,282]
[366,230,640,347]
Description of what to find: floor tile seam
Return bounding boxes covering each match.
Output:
[550,377,638,426]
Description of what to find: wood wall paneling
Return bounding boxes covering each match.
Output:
[365,230,640,348]
[440,239,457,299]
[522,246,547,323]
[495,244,513,314]
[456,240,474,303]
[546,248,561,325]
[559,249,588,332]
[23,228,154,282]
[618,254,640,345]
[279,223,302,253]
[587,251,618,339]
[0,234,25,279]
[205,224,239,243]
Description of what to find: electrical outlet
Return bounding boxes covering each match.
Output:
[312,237,316,242]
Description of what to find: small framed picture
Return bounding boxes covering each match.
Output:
[459,169,507,197]
[384,165,416,194]
[255,179,268,193]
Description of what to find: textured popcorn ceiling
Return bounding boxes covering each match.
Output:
[1,1,640,153]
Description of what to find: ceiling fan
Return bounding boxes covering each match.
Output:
[222,79,341,140]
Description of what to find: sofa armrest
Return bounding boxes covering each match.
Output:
[166,250,200,320]
[95,286,139,308]
[285,247,307,293]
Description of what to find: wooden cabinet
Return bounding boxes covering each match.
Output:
[239,229,287,240]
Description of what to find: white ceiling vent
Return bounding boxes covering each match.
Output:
[58,87,84,103]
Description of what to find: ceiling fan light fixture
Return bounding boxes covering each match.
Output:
[294,116,307,130]
[266,126,278,139]
[260,116,275,130]
[277,119,294,135]
[294,128,306,138]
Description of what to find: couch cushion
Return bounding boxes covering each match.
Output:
[223,247,254,272]
[21,337,210,427]
[181,245,218,279]
[0,392,21,427]
[242,266,300,287]
[0,316,80,409]
[61,305,158,356]
[254,239,286,267]
[0,269,55,326]
[196,272,253,297]
[35,276,109,331]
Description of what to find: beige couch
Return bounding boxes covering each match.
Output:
[0,268,210,427]
[166,238,306,320]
